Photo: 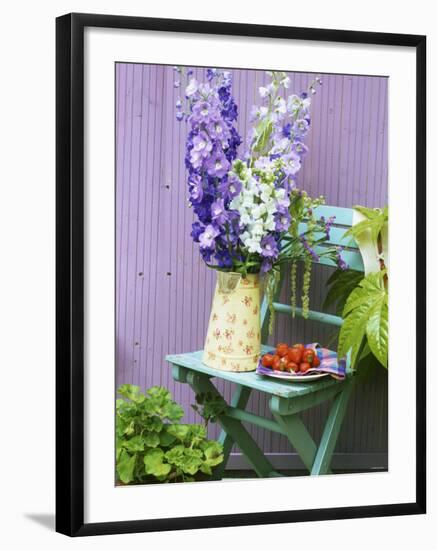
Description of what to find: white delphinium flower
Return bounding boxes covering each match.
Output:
[287,94,311,116]
[271,137,290,155]
[281,75,291,88]
[259,183,273,204]
[271,97,287,122]
[185,78,199,97]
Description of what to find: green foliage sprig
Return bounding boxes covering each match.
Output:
[116,385,224,484]
[191,392,228,426]
[264,190,341,333]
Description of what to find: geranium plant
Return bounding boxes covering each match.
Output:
[116,385,224,484]
[175,67,346,326]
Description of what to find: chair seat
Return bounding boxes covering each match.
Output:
[166,344,345,399]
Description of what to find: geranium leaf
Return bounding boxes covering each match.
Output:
[143,432,160,448]
[159,429,177,447]
[167,424,190,442]
[123,435,145,452]
[117,450,136,484]
[143,448,172,478]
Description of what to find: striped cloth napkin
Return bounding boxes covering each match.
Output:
[256,343,346,380]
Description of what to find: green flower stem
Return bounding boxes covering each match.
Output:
[290,261,297,318]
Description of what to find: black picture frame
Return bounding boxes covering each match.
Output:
[56,12,426,537]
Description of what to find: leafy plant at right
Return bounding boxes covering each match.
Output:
[337,270,388,369]
[325,206,388,370]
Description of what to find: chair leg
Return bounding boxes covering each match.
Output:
[213,385,251,479]
[271,411,318,472]
[310,379,354,475]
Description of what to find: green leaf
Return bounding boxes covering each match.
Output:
[324,269,364,314]
[180,448,203,475]
[338,301,370,367]
[146,386,171,401]
[117,450,136,484]
[162,402,185,422]
[202,440,223,459]
[159,429,177,447]
[123,435,145,452]
[143,432,160,448]
[192,393,228,425]
[200,463,212,475]
[366,295,388,368]
[143,448,171,478]
[337,271,388,370]
[118,384,146,404]
[167,424,190,442]
[165,445,186,466]
[343,206,388,244]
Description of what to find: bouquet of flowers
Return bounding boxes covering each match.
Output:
[175,67,346,327]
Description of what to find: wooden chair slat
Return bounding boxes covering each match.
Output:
[272,302,343,326]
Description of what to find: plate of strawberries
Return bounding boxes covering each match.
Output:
[256,342,332,381]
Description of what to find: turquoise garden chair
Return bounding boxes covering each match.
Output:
[166,205,364,477]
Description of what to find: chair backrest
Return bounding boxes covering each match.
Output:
[261,205,364,336]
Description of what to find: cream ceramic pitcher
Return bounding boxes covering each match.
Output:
[202,272,261,372]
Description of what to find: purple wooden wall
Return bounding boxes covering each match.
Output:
[115,63,388,462]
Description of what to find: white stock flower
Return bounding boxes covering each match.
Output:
[251,221,265,236]
[245,237,263,254]
[252,204,267,220]
[264,216,276,231]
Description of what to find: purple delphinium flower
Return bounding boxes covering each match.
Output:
[188,175,204,205]
[320,215,335,239]
[193,194,214,225]
[300,236,320,261]
[282,122,292,138]
[293,118,310,137]
[205,148,230,178]
[200,247,214,262]
[190,99,220,126]
[189,132,214,168]
[214,248,233,268]
[336,246,348,270]
[274,210,291,232]
[199,224,220,250]
[177,68,244,271]
[211,198,228,226]
[283,151,302,176]
[292,141,308,156]
[190,222,204,242]
[177,67,320,273]
[207,119,230,145]
[260,235,279,258]
[218,173,242,201]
